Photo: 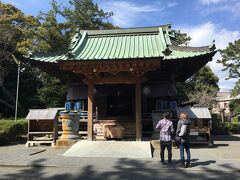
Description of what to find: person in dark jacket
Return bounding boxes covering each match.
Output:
[176,112,191,168]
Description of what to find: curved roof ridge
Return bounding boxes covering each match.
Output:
[79,24,172,36]
[169,44,214,52]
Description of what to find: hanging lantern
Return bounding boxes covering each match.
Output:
[143,86,151,96]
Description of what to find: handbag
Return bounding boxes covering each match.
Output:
[175,136,181,146]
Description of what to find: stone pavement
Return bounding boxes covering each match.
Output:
[63,141,152,158]
[0,135,240,180]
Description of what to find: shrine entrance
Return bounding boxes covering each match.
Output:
[107,94,133,116]
[95,84,135,118]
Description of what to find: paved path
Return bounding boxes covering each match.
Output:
[0,166,239,180]
[0,135,239,179]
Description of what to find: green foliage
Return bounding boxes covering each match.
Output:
[231,79,240,97]
[225,122,240,134]
[52,0,114,30]
[0,65,43,117]
[38,74,67,108]
[0,0,115,117]
[229,99,240,116]
[34,0,115,52]
[0,119,27,145]
[175,31,191,45]
[190,66,219,90]
[232,116,239,123]
[0,2,43,117]
[229,99,239,111]
[211,114,228,135]
[218,39,240,79]
[0,2,40,54]
[176,66,219,107]
[234,105,240,116]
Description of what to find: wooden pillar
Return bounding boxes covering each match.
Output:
[87,80,94,141]
[135,78,142,141]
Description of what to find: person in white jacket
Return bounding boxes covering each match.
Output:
[176,112,191,168]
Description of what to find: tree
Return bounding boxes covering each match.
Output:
[34,0,115,52]
[52,0,114,30]
[0,24,21,84]
[0,0,116,117]
[0,3,43,117]
[218,39,240,79]
[37,73,67,108]
[0,2,40,54]
[175,31,191,46]
[231,80,240,97]
[229,99,240,116]
[176,66,219,107]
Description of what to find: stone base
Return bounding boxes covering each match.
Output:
[60,133,80,140]
[151,132,159,140]
[150,140,177,150]
[150,140,160,149]
[55,139,78,148]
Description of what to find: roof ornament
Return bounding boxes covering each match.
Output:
[25,51,33,58]
[210,39,216,51]
[168,21,172,29]
[66,51,74,59]
[162,45,172,56]
[69,29,81,50]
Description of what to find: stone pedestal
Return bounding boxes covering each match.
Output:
[56,139,77,147]
[60,113,80,140]
[151,112,163,140]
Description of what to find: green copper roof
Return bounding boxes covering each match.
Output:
[28,25,216,63]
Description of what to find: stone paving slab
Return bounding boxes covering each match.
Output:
[63,141,152,158]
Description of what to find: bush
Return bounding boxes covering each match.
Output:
[211,114,228,135]
[225,122,240,134]
[232,116,239,124]
[229,99,240,116]
[0,119,28,145]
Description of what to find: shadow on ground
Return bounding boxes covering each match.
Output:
[190,159,216,167]
[189,144,229,149]
[212,135,240,141]
[2,158,240,180]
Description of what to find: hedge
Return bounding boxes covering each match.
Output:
[0,119,28,145]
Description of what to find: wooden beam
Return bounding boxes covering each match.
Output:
[135,78,142,141]
[59,59,161,75]
[87,80,94,141]
[92,77,147,85]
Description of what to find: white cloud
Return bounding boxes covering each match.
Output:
[101,1,175,27]
[167,2,178,8]
[199,0,240,17]
[199,0,224,5]
[179,22,240,90]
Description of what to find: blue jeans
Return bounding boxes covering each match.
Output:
[179,142,191,165]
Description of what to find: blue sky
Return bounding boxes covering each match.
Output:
[2,0,240,90]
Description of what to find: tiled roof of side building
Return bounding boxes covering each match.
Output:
[26,24,216,63]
